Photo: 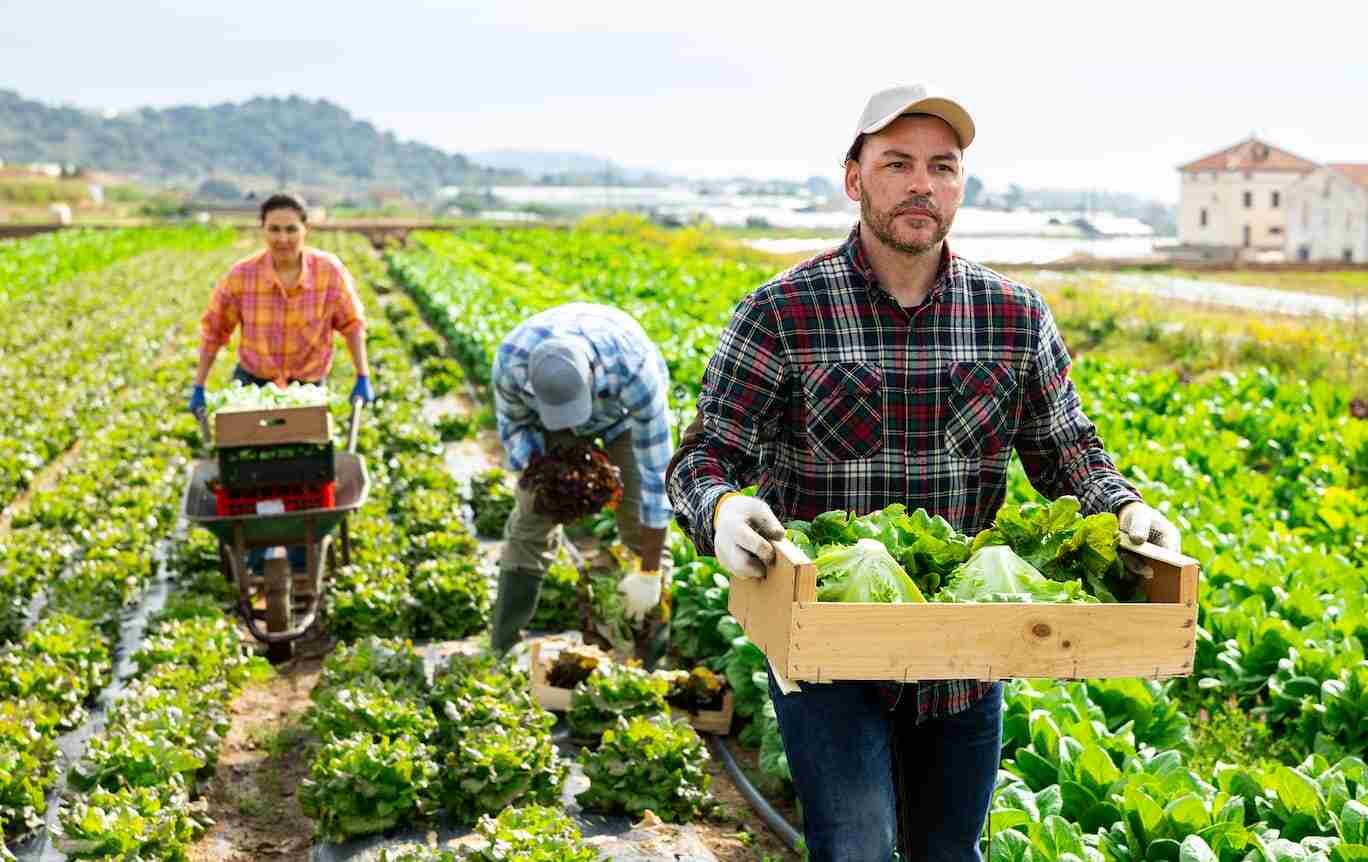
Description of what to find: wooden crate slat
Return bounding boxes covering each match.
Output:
[787,601,1195,681]
[727,538,814,678]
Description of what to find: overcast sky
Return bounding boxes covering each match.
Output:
[4,0,1366,203]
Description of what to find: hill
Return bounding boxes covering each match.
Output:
[468,148,677,186]
[0,90,511,196]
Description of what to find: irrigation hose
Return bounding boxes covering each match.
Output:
[705,734,803,854]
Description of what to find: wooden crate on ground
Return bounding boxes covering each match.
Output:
[730,539,1199,683]
[528,638,610,712]
[671,688,734,736]
[214,404,332,448]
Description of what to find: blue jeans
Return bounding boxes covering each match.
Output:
[232,365,316,575]
[767,670,1002,862]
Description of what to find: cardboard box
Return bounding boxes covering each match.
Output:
[214,405,332,448]
[730,539,1199,683]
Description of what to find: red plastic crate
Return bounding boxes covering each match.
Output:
[213,481,336,517]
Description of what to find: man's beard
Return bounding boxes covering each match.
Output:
[861,192,952,257]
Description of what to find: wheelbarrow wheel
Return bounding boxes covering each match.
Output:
[264,554,293,664]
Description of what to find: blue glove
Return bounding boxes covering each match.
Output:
[350,375,375,404]
[188,385,207,415]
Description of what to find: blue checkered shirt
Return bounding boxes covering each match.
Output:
[493,303,674,530]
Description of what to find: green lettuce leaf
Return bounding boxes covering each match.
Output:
[814,539,926,604]
[939,546,1096,604]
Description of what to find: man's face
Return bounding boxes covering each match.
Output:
[262,208,306,262]
[844,114,964,257]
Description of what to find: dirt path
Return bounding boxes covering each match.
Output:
[188,633,332,862]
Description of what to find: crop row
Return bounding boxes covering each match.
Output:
[0,230,233,513]
[0,245,249,858]
[0,227,231,304]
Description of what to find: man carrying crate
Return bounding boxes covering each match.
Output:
[488,303,674,667]
[665,83,1181,861]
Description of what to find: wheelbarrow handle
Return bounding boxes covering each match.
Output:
[194,407,211,447]
[346,397,364,454]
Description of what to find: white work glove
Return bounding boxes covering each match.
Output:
[618,571,662,623]
[1117,501,1181,578]
[714,494,785,581]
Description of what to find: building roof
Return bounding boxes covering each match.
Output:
[1328,163,1368,190]
[1178,137,1319,174]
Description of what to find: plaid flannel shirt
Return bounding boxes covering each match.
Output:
[492,303,674,530]
[666,226,1141,721]
[201,248,365,384]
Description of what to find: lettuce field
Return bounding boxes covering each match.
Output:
[0,221,1365,861]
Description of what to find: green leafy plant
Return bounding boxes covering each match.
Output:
[436,723,566,826]
[306,679,438,743]
[787,503,971,596]
[578,714,711,822]
[317,636,427,694]
[939,545,1094,604]
[463,805,598,861]
[325,562,415,642]
[814,538,926,603]
[566,663,670,741]
[0,714,58,835]
[298,732,438,843]
[588,572,634,655]
[530,555,582,631]
[972,496,1136,601]
[409,557,489,640]
[468,469,516,538]
[53,780,210,861]
[668,552,732,664]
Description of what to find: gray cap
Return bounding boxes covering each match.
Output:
[528,336,593,430]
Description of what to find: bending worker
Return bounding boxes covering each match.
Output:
[489,302,673,664]
[666,83,1181,861]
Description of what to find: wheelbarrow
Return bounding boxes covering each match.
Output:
[183,400,369,662]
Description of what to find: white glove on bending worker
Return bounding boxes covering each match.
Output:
[713,493,785,580]
[618,571,662,622]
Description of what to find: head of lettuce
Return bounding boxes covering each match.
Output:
[814,538,926,603]
[939,545,1094,603]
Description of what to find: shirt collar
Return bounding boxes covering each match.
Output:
[261,248,314,292]
[843,224,956,307]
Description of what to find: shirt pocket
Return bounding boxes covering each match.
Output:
[800,362,884,462]
[945,361,1020,459]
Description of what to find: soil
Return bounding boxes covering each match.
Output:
[188,629,334,862]
[694,740,803,861]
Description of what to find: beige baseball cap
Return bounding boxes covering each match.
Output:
[849,82,976,157]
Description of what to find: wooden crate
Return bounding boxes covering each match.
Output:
[528,639,611,712]
[671,688,735,736]
[214,405,332,448]
[730,539,1199,683]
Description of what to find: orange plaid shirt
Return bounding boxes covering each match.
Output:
[201,247,366,384]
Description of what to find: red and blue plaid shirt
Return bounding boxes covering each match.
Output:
[667,226,1141,721]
